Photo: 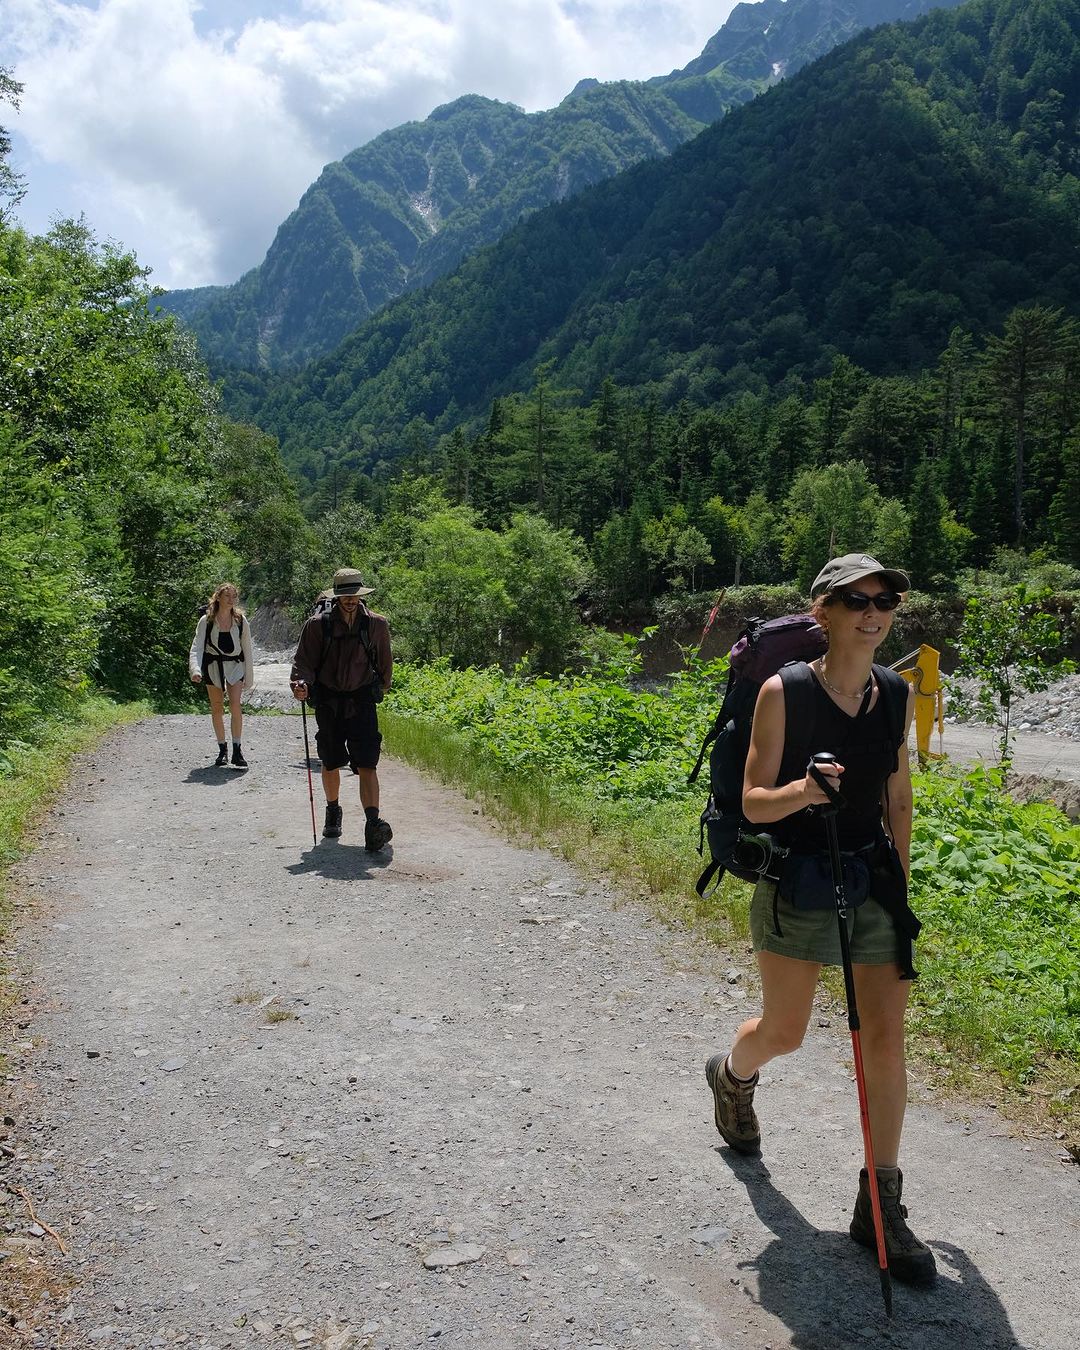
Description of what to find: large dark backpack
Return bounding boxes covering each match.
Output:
[690,614,908,898]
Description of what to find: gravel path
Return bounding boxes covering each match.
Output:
[2,714,1078,1349]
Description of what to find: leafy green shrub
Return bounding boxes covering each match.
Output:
[0,424,101,749]
[909,764,1080,1075]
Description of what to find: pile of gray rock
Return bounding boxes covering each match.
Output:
[944,673,1080,741]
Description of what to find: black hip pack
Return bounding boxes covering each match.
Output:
[778,848,872,911]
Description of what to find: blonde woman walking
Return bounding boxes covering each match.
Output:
[189,583,255,768]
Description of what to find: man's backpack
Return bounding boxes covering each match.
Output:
[689,614,908,898]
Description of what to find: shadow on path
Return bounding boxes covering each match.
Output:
[184,766,246,786]
[285,841,394,881]
[720,1151,1021,1349]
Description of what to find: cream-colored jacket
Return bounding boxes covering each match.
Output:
[189,616,256,690]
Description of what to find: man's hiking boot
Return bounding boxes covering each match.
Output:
[214,744,229,768]
[323,802,343,838]
[850,1167,937,1286]
[231,746,248,770]
[364,817,393,853]
[705,1054,760,1154]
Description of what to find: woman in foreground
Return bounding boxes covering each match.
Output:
[705,552,935,1286]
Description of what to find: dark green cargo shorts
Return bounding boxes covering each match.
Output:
[749,877,901,967]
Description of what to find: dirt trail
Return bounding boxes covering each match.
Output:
[3,715,1078,1349]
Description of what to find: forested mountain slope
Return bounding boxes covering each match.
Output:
[249,0,1080,463]
[663,0,964,85]
[159,0,961,370]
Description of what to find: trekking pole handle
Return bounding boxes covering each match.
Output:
[809,751,845,811]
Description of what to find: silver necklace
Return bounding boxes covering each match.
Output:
[817,659,872,701]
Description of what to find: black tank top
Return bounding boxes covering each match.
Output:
[772,675,895,853]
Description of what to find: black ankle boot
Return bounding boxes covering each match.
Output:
[231,744,248,770]
[214,743,229,767]
[323,801,343,838]
[364,817,393,852]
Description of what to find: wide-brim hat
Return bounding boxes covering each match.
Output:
[332,567,375,598]
[811,552,910,599]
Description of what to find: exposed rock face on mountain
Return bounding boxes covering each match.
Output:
[158,0,963,370]
[664,0,960,84]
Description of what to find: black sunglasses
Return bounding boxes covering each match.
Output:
[827,589,902,612]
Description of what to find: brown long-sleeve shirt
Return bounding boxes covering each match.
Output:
[290,606,392,714]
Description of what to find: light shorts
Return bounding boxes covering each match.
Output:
[749,877,902,967]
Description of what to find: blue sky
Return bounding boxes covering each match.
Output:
[1,1,746,290]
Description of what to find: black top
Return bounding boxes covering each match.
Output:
[215,628,235,655]
[772,675,896,853]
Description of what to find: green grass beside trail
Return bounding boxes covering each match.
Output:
[383,658,1080,1140]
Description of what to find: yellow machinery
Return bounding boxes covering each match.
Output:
[889,645,945,760]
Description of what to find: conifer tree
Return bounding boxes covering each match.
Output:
[1049,434,1080,566]
[907,455,951,587]
[983,305,1072,543]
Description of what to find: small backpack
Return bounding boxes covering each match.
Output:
[689,614,907,898]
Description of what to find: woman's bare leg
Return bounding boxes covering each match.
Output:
[729,950,822,1079]
[227,681,244,742]
[851,963,911,1166]
[206,682,226,744]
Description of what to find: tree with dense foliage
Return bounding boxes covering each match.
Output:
[0,216,238,729]
[1050,434,1080,565]
[1,67,25,220]
[954,586,1075,762]
[0,108,317,753]
[982,306,1078,542]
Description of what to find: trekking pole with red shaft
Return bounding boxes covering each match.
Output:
[809,751,893,1318]
[300,699,318,849]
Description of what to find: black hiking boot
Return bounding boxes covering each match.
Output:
[364,817,393,853]
[323,801,343,838]
[214,744,229,767]
[705,1054,760,1154]
[231,745,248,770]
[850,1167,937,1286]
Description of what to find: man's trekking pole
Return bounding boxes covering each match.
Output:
[809,751,893,1318]
[300,700,318,849]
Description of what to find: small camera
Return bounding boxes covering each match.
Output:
[731,831,788,879]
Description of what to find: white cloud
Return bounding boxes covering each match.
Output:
[1,0,743,289]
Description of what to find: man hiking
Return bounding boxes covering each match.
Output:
[290,568,394,851]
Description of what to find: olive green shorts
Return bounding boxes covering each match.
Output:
[749,877,902,967]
